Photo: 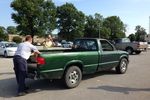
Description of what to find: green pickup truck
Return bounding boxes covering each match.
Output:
[27,38,129,88]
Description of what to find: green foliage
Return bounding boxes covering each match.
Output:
[0,26,8,41]
[7,26,17,34]
[11,0,57,40]
[9,1,128,40]
[135,25,147,41]
[12,36,22,43]
[100,27,110,39]
[57,3,85,41]
[0,26,5,34]
[84,13,110,39]
[128,34,135,42]
[103,16,126,40]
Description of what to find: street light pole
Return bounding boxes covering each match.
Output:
[99,23,100,38]
[149,16,150,34]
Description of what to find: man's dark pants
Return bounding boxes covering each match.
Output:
[13,55,27,93]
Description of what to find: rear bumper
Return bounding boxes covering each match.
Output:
[136,48,147,51]
[27,64,63,80]
[27,63,40,79]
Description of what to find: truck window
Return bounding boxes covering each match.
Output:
[122,38,130,43]
[74,40,97,51]
[100,40,114,51]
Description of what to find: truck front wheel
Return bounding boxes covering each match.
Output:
[116,58,128,74]
[64,66,82,88]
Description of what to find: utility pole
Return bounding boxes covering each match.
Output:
[99,23,101,38]
[149,16,150,34]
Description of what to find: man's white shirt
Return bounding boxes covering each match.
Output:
[15,41,38,60]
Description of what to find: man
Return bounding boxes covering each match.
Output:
[13,35,40,96]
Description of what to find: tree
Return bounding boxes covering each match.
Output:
[84,13,110,39]
[84,14,101,38]
[128,34,135,42]
[11,0,57,41]
[7,26,17,34]
[57,3,85,40]
[135,25,147,41]
[0,26,8,41]
[103,16,126,40]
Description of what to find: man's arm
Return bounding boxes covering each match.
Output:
[30,44,41,54]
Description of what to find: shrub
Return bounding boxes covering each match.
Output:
[12,36,22,43]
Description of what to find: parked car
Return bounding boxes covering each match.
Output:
[61,40,73,48]
[27,38,129,88]
[54,41,62,47]
[0,41,17,57]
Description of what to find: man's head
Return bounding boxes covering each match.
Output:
[25,35,32,43]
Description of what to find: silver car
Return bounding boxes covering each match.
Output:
[0,42,17,57]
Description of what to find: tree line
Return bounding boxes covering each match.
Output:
[0,0,147,42]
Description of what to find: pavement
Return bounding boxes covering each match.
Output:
[0,50,150,100]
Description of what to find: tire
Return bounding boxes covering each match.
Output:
[64,66,82,88]
[135,51,141,54]
[126,48,133,55]
[4,51,8,58]
[116,58,128,74]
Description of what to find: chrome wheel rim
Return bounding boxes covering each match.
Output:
[120,60,127,72]
[68,70,79,85]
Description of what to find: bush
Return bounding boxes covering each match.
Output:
[0,34,8,41]
[12,36,22,43]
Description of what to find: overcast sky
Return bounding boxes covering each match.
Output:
[0,0,150,36]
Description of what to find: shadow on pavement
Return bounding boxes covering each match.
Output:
[0,70,120,98]
[0,78,17,98]
[83,70,117,80]
[0,55,13,58]
[0,72,14,75]
[0,77,67,98]
[88,85,150,94]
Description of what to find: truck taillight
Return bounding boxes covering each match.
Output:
[137,43,140,48]
[36,57,45,65]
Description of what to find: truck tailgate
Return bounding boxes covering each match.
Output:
[138,42,148,49]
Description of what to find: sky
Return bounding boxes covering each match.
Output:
[0,0,150,36]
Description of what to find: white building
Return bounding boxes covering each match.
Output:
[145,34,150,43]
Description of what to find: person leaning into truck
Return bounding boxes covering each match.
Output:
[43,34,55,49]
[13,35,40,96]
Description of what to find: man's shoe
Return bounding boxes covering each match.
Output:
[25,87,30,93]
[17,92,26,96]
[25,87,29,90]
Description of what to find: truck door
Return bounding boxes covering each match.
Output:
[74,39,99,74]
[98,40,120,71]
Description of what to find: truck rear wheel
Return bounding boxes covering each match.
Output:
[126,48,133,54]
[116,58,128,74]
[135,51,141,54]
[64,66,82,88]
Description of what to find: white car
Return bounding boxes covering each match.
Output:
[61,41,73,48]
[0,42,17,57]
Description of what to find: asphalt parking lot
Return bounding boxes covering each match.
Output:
[0,51,150,100]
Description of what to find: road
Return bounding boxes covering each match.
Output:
[0,51,150,100]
